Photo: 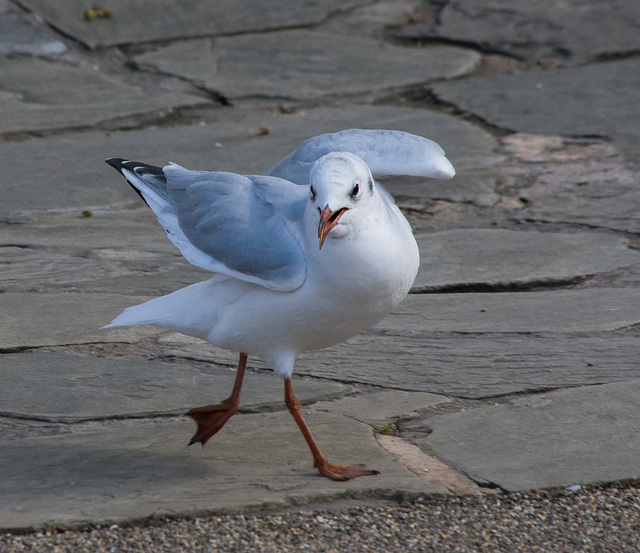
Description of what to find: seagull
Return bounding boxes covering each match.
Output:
[104,129,454,481]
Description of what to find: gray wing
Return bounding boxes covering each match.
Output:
[267,129,455,185]
[106,159,308,292]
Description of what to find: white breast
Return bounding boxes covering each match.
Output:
[290,200,419,352]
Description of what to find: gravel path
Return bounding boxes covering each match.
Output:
[3,483,639,552]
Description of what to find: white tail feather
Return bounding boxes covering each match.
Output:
[103,297,173,329]
[102,279,217,337]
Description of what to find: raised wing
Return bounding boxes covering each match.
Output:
[106,159,308,292]
[267,129,455,185]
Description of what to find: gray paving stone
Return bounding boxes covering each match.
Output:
[320,0,423,36]
[413,230,640,292]
[133,32,479,100]
[313,390,450,426]
[421,380,640,491]
[159,288,640,341]
[0,211,209,294]
[163,292,640,398]
[380,289,640,334]
[0,210,173,250]
[0,242,202,294]
[0,106,498,215]
[299,333,640,398]
[18,0,369,49]
[0,351,347,421]
[0,293,160,350]
[0,411,445,529]
[0,57,206,135]
[7,202,614,298]
[510,160,640,234]
[407,0,640,64]
[432,59,640,158]
[0,9,66,56]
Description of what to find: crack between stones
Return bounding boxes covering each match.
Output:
[0,406,242,425]
[375,86,511,138]
[592,50,640,64]
[0,386,351,424]
[0,410,184,425]
[2,102,222,144]
[423,89,513,137]
[398,195,498,210]
[475,379,632,403]
[511,216,640,238]
[0,346,35,354]
[391,34,526,62]
[10,0,95,53]
[170,79,474,107]
[124,60,232,106]
[310,0,380,28]
[23,0,378,52]
[472,479,508,492]
[411,274,591,294]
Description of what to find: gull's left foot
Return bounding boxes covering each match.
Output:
[186,352,248,446]
[316,460,380,482]
[186,399,237,446]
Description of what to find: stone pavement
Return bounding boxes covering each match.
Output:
[1,0,639,532]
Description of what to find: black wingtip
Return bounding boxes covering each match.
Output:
[105,157,127,171]
[104,157,152,208]
[106,158,166,179]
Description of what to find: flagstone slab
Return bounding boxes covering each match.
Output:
[133,32,479,100]
[158,288,640,341]
[0,210,164,249]
[161,290,640,398]
[17,0,369,49]
[0,57,206,135]
[0,351,348,421]
[12,222,637,297]
[509,160,640,234]
[0,8,67,56]
[1,105,498,215]
[421,380,640,491]
[382,289,640,334]
[0,411,445,529]
[313,390,450,426]
[413,230,640,292]
[320,0,423,36]
[397,0,640,64]
[0,293,160,350]
[432,59,640,158]
[0,212,209,294]
[168,332,640,399]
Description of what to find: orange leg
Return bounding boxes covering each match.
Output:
[186,352,247,446]
[284,378,379,481]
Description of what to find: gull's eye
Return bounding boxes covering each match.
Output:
[350,181,360,198]
[310,186,316,201]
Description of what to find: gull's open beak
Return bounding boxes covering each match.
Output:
[318,205,349,250]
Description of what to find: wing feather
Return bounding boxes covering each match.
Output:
[106,159,307,292]
[267,129,455,185]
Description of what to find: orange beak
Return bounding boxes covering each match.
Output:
[318,205,349,250]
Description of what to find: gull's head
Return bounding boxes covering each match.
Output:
[308,152,376,250]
